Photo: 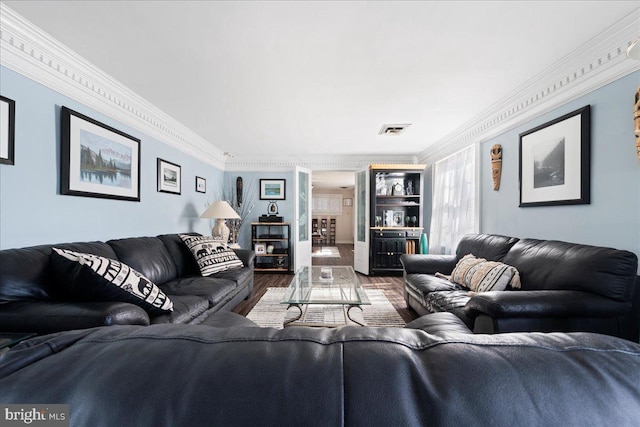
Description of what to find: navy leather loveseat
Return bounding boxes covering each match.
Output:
[401,234,639,341]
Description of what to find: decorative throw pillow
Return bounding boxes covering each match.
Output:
[179,234,244,276]
[449,254,521,292]
[51,248,173,315]
[450,254,485,287]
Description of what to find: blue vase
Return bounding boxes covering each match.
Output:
[419,233,428,254]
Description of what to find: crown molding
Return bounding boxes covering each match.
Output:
[225,154,418,172]
[2,4,638,171]
[0,4,226,169]
[417,10,640,165]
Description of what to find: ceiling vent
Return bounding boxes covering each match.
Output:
[379,124,411,135]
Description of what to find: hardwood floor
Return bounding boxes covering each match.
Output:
[233,243,419,324]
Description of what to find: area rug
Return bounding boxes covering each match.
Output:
[311,246,340,258]
[247,287,406,328]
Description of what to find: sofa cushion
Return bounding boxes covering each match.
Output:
[150,294,209,324]
[159,276,238,308]
[108,237,178,285]
[405,312,472,336]
[456,234,519,262]
[179,235,243,276]
[425,290,474,328]
[157,233,201,277]
[404,273,459,307]
[0,242,118,303]
[450,254,520,291]
[426,290,471,312]
[51,248,173,315]
[503,238,638,301]
[210,265,254,290]
[199,311,259,328]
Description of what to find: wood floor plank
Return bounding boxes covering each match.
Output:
[234,243,419,323]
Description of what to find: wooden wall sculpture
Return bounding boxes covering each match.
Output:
[490,144,502,191]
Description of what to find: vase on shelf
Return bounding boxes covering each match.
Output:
[419,233,429,254]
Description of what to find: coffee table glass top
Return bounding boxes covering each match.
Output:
[281,266,371,306]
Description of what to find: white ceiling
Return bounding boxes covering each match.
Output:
[3,1,639,172]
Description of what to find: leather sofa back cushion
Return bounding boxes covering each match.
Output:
[51,248,173,315]
[456,234,519,262]
[157,233,201,277]
[0,241,118,303]
[503,239,638,301]
[108,237,178,285]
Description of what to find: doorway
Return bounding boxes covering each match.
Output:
[310,170,355,265]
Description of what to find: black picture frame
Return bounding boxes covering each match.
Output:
[60,106,141,201]
[519,105,590,207]
[0,95,15,165]
[157,158,181,195]
[195,176,206,193]
[259,179,286,200]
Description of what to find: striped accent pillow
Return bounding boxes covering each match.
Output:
[180,235,244,276]
[51,247,173,314]
[450,254,521,292]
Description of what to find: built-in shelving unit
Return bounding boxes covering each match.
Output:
[369,164,425,275]
[251,222,291,273]
[329,218,336,245]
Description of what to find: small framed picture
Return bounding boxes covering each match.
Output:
[195,176,206,193]
[343,198,353,207]
[255,243,266,254]
[157,158,181,194]
[0,95,16,165]
[259,179,286,200]
[392,210,405,227]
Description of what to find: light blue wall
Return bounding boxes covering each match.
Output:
[0,66,223,249]
[222,171,294,250]
[480,71,640,269]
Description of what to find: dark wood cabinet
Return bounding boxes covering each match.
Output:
[369,165,424,275]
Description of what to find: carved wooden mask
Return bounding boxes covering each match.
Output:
[490,144,502,191]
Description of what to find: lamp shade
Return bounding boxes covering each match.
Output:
[200,200,241,219]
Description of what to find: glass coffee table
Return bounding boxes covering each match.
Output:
[280,265,371,327]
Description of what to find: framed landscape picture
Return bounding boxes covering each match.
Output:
[260,179,286,200]
[157,158,181,194]
[0,95,15,165]
[60,106,140,201]
[519,105,590,207]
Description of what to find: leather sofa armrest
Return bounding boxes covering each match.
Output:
[400,254,458,275]
[0,300,150,334]
[465,290,631,319]
[234,249,255,268]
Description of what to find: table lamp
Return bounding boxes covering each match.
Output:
[200,200,241,242]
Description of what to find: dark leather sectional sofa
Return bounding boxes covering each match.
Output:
[1,233,640,425]
[1,315,639,426]
[0,233,255,334]
[401,234,640,341]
